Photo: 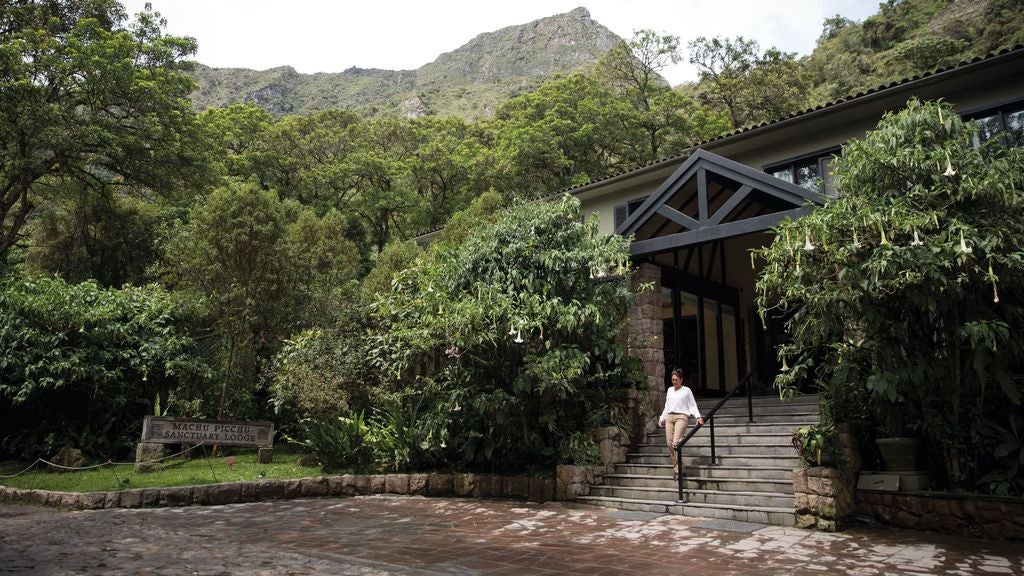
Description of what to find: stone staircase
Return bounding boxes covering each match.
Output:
[576,394,819,525]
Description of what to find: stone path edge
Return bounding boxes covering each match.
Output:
[0,472,557,510]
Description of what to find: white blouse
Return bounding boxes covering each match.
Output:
[659,385,702,424]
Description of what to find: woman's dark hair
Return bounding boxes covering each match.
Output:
[671,368,684,380]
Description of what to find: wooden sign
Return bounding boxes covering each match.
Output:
[141,416,274,448]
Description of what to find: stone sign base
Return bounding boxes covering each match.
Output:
[134,442,166,473]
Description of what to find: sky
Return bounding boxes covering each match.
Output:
[119,0,882,86]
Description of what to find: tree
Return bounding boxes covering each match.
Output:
[491,74,635,196]
[0,0,213,260]
[162,180,359,420]
[596,30,728,160]
[368,195,637,469]
[688,36,809,129]
[755,100,1024,493]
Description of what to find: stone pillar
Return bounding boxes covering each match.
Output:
[134,442,166,473]
[257,447,274,464]
[627,262,664,442]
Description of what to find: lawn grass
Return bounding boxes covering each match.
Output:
[0,446,322,493]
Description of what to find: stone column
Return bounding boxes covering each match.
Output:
[627,262,664,442]
[134,442,166,473]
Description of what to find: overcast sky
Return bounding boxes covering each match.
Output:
[120,0,881,86]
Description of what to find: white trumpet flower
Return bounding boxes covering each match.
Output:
[958,230,973,254]
[911,229,924,246]
[943,150,957,177]
[803,234,816,252]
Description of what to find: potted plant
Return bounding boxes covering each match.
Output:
[792,423,838,467]
[873,400,921,472]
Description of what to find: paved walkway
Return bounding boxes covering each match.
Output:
[1,496,1022,575]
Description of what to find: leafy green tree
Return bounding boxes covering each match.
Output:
[407,116,489,231]
[199,103,274,178]
[250,109,364,210]
[0,0,213,260]
[595,29,729,159]
[369,196,637,470]
[689,36,809,129]
[755,100,1024,493]
[491,74,634,196]
[0,276,209,459]
[347,117,424,252]
[162,180,359,420]
[22,188,163,286]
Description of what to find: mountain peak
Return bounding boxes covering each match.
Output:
[189,9,624,119]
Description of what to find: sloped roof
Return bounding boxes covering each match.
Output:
[559,43,1024,200]
[617,149,825,255]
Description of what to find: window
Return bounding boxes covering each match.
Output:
[764,149,840,196]
[613,195,648,230]
[969,102,1024,150]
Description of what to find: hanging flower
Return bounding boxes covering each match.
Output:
[514,330,524,344]
[852,231,861,249]
[990,259,1000,304]
[943,150,957,177]
[879,222,889,246]
[958,230,973,254]
[780,356,790,372]
[508,325,517,336]
[785,229,792,253]
[911,229,924,246]
[795,250,801,275]
[750,250,756,270]
[803,233,816,252]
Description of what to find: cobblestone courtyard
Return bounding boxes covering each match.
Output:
[1,495,1022,575]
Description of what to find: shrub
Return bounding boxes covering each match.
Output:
[756,99,1024,492]
[0,276,210,459]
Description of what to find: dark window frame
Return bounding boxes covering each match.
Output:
[613,195,649,230]
[763,147,841,196]
[962,98,1024,150]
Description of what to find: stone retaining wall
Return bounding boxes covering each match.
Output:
[0,472,556,511]
[856,489,1024,540]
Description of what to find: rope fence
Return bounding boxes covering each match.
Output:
[0,443,207,479]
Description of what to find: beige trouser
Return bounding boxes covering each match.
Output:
[665,413,689,473]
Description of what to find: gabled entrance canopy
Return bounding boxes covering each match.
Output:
[615,149,827,256]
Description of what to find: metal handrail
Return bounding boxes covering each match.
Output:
[674,364,761,503]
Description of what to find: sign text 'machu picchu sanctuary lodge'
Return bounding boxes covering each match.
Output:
[141,416,274,448]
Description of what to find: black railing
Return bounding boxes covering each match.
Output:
[675,364,761,503]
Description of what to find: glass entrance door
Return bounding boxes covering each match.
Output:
[660,271,744,395]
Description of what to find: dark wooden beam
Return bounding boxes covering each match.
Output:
[709,184,753,225]
[631,208,811,256]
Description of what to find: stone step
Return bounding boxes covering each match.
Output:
[702,412,820,424]
[693,394,819,407]
[695,403,820,417]
[587,485,794,508]
[574,496,796,526]
[626,453,801,468]
[638,435,795,450]
[614,464,795,481]
[645,422,811,436]
[633,442,796,456]
[597,473,791,493]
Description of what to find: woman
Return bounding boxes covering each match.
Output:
[658,368,704,479]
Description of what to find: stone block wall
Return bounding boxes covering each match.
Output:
[856,490,1024,540]
[793,467,857,532]
[627,262,664,442]
[0,472,557,511]
[792,424,861,532]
